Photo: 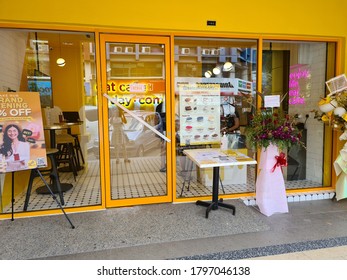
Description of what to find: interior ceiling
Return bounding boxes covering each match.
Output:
[175,38,257,48]
[36,32,94,49]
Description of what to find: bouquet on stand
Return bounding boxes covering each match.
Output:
[245,94,304,216]
[316,74,347,130]
[315,74,347,201]
[245,107,303,151]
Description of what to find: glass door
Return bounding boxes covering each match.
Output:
[100,34,172,207]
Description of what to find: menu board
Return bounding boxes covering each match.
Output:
[0,92,47,173]
[175,77,253,95]
[179,84,220,146]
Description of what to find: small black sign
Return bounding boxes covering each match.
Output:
[22,129,33,136]
[207,20,216,26]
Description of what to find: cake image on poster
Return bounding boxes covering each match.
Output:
[0,92,47,173]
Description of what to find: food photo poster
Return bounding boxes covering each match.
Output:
[178,83,220,146]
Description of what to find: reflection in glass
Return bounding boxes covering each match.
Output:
[105,42,167,201]
[174,37,257,199]
[263,41,332,189]
[0,29,101,214]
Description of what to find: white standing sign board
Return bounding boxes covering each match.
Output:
[264,95,281,108]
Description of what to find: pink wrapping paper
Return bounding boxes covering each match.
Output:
[333,132,347,201]
[256,144,288,216]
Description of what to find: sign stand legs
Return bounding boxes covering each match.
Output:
[11,172,14,221]
[35,169,75,228]
[11,170,75,229]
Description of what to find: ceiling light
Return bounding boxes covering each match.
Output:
[223,62,233,72]
[56,57,66,67]
[204,70,212,78]
[212,67,221,75]
[56,34,66,67]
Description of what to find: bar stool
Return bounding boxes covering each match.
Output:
[24,148,64,211]
[72,133,85,169]
[56,134,78,180]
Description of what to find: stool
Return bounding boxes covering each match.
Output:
[72,133,85,169]
[56,134,78,180]
[24,148,64,211]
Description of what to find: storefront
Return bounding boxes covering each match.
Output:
[0,1,345,219]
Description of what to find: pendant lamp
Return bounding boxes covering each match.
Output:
[56,34,66,67]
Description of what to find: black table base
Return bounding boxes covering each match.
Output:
[36,183,73,194]
[196,166,236,218]
[196,198,236,218]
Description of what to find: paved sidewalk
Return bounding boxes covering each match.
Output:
[40,198,347,260]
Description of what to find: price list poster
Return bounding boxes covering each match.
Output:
[0,92,47,174]
[179,83,220,146]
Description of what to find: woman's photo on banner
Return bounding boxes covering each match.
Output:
[0,123,30,172]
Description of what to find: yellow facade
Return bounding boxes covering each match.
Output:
[0,0,346,58]
[0,0,345,217]
[1,1,345,72]
[0,1,345,35]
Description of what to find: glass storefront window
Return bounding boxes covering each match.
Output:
[0,27,338,217]
[0,29,100,214]
[262,40,334,190]
[174,37,258,199]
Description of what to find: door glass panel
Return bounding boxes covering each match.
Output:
[104,41,168,201]
[262,40,334,189]
[174,37,257,199]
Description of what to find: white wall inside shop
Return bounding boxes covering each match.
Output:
[0,30,27,92]
[289,43,326,184]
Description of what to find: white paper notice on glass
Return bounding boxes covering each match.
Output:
[264,95,280,108]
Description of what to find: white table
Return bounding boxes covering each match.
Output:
[199,148,249,186]
[183,148,257,218]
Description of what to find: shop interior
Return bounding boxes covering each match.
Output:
[0,29,333,215]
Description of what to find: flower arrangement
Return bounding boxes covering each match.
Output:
[317,74,347,201]
[315,74,347,131]
[245,107,303,151]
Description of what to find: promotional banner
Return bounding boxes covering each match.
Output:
[0,92,47,173]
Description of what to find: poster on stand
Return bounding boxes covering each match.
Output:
[0,92,47,173]
[178,83,220,146]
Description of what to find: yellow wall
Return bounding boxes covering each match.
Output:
[0,1,346,35]
[44,33,84,112]
[1,1,346,33]
[1,0,346,71]
[2,170,31,211]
